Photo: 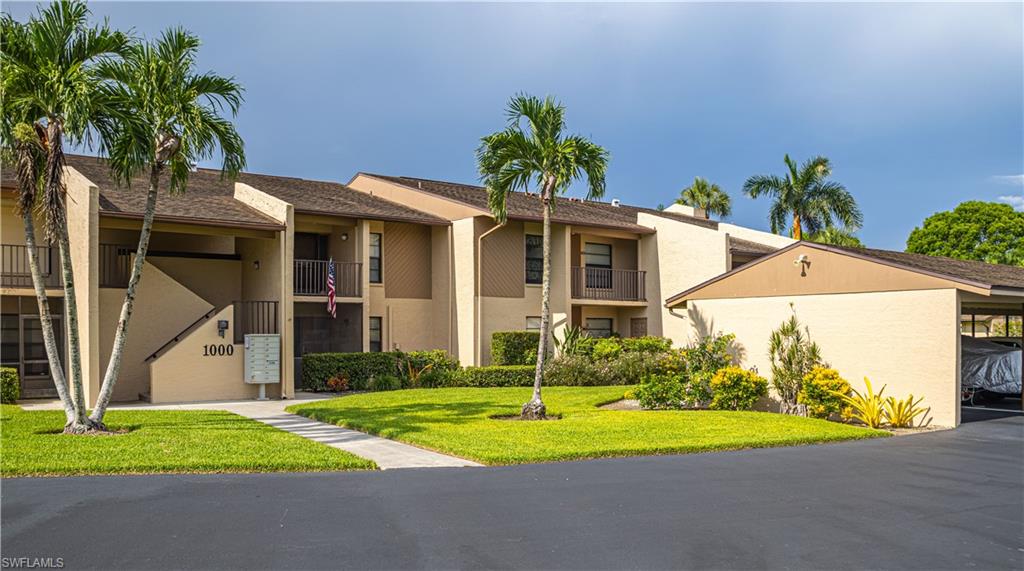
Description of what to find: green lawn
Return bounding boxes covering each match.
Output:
[1,404,375,477]
[287,387,889,465]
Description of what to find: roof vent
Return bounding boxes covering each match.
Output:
[417,181,422,189]
[611,198,621,207]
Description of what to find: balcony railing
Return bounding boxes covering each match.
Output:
[1,244,62,288]
[294,259,362,297]
[571,267,646,302]
[99,244,132,288]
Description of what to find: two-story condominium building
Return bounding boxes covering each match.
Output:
[1,155,789,406]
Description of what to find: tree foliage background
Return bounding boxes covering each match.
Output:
[906,201,1024,266]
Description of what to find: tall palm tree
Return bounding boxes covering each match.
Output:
[88,28,245,426]
[808,226,864,248]
[0,1,128,433]
[743,154,862,240]
[677,177,731,219]
[477,94,608,420]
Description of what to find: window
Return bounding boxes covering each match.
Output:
[369,233,382,283]
[585,318,614,338]
[584,242,612,289]
[369,317,382,352]
[525,316,541,331]
[525,234,543,284]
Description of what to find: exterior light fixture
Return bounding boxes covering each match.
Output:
[253,260,261,270]
[341,233,349,241]
[794,254,810,277]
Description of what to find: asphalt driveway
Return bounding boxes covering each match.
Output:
[3,413,1021,570]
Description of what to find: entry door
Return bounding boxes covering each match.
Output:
[19,315,62,397]
[630,318,648,338]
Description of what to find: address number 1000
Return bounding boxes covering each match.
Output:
[202,344,234,357]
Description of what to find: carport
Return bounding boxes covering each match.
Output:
[664,241,1024,427]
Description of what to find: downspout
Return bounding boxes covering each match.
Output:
[475,221,505,365]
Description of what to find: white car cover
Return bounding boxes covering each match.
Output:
[961,335,1022,394]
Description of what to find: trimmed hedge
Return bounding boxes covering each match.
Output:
[444,365,535,388]
[302,350,459,391]
[1,367,19,404]
[491,331,539,366]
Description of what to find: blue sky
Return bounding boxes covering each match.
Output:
[6,2,1023,249]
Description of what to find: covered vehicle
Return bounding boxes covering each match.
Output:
[961,335,1022,395]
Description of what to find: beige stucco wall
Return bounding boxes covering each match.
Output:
[717,222,796,249]
[150,305,259,403]
[98,228,235,255]
[64,166,101,405]
[451,217,478,364]
[98,261,213,401]
[637,212,730,342]
[147,257,241,309]
[676,288,961,426]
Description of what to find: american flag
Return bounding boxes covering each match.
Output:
[326,258,337,318]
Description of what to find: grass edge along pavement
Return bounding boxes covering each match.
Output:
[287,386,889,465]
[1,404,376,477]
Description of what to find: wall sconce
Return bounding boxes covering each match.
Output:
[253,260,261,271]
[341,233,349,241]
[793,254,811,277]
[217,320,229,338]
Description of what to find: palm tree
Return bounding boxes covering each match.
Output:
[677,177,731,219]
[0,1,128,433]
[477,94,608,420]
[87,28,245,426]
[743,154,862,240]
[808,226,864,248]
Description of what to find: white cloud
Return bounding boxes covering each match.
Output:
[990,174,1024,186]
[998,195,1024,211]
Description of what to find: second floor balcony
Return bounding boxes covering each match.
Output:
[571,266,646,302]
[1,244,62,289]
[294,259,362,297]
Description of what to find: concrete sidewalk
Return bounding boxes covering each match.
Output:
[18,394,480,470]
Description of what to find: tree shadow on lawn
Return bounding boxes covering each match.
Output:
[293,400,509,437]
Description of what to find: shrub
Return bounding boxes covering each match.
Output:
[836,377,886,428]
[634,374,687,410]
[554,326,590,357]
[709,367,768,411]
[302,350,459,391]
[0,367,19,404]
[370,374,402,392]
[621,336,673,354]
[491,331,540,366]
[682,333,734,378]
[604,351,667,385]
[326,375,349,393]
[768,316,824,410]
[591,338,623,361]
[446,365,535,388]
[798,367,851,419]
[883,395,928,428]
[544,354,601,386]
[416,368,454,388]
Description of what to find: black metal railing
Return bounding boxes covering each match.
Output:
[1,244,62,288]
[293,259,361,297]
[233,300,279,344]
[99,244,132,288]
[571,267,646,302]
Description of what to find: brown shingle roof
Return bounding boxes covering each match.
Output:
[729,236,778,255]
[67,155,285,229]
[364,174,674,234]
[239,172,446,225]
[827,244,1024,290]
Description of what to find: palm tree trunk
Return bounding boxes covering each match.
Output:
[90,166,160,426]
[522,180,553,420]
[792,213,803,240]
[21,211,75,425]
[56,224,93,433]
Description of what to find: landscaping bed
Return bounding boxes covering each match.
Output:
[0,405,375,477]
[287,387,888,465]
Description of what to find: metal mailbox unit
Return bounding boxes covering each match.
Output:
[244,334,281,400]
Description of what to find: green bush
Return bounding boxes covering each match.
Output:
[545,351,669,386]
[445,365,535,387]
[798,367,851,419]
[634,374,686,410]
[303,350,459,391]
[709,367,768,411]
[416,368,454,388]
[544,355,601,386]
[491,331,539,366]
[591,338,623,361]
[370,374,402,391]
[621,336,673,354]
[1,367,19,404]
